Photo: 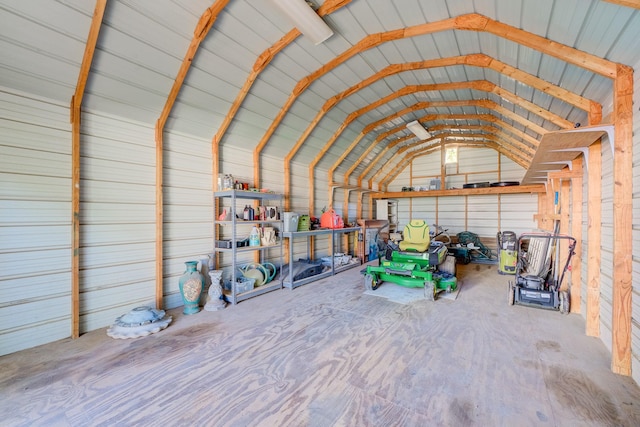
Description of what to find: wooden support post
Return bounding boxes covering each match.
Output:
[559,179,571,291]
[586,140,602,337]
[570,157,583,314]
[71,101,81,339]
[497,152,502,232]
[343,188,349,224]
[70,0,107,338]
[154,124,164,310]
[440,142,446,191]
[611,65,633,376]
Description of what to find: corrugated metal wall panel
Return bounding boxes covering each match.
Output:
[163,131,213,309]
[79,112,156,329]
[581,165,589,320]
[499,154,527,182]
[387,146,537,239]
[458,148,499,174]
[498,194,538,235]
[467,195,499,237]
[388,167,411,192]
[437,196,467,234]
[0,88,71,355]
[399,198,436,229]
[600,134,614,354]
[274,160,332,263]
[411,152,441,175]
[260,155,286,196]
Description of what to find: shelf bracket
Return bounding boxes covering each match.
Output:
[548,147,590,173]
[538,160,572,171]
[568,125,614,157]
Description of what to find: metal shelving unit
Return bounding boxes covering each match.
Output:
[282,226,361,289]
[213,190,284,304]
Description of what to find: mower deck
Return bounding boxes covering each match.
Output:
[364,241,455,301]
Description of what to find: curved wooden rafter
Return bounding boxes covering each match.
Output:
[214,30,299,191]
[255,12,614,192]
[354,99,549,189]
[289,53,595,207]
[426,124,536,156]
[377,139,499,191]
[371,131,531,189]
[604,0,640,9]
[245,0,352,187]
[305,81,568,214]
[333,113,538,193]
[307,77,570,196]
[378,144,443,188]
[344,112,491,187]
[378,142,505,192]
[381,138,531,190]
[338,114,538,185]
[154,0,229,309]
[379,137,530,191]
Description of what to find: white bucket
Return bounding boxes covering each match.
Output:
[283,212,300,232]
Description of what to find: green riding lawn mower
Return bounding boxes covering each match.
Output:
[363,220,456,300]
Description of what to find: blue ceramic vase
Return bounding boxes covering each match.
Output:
[179,261,204,315]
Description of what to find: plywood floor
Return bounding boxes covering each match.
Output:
[1,263,639,426]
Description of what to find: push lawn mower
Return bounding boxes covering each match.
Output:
[508,233,576,313]
[363,220,453,300]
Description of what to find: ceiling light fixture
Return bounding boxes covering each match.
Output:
[271,0,334,45]
[406,120,432,140]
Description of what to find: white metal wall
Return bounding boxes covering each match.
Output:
[161,131,213,309]
[289,161,331,261]
[388,147,537,239]
[0,88,72,355]
[600,134,615,355]
[79,111,156,330]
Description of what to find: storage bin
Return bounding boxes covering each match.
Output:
[225,277,256,293]
[235,278,255,293]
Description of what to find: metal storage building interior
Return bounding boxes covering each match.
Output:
[1,0,640,420]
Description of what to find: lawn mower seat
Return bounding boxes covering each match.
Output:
[399,220,430,252]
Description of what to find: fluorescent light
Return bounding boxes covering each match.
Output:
[406,120,432,140]
[271,0,334,45]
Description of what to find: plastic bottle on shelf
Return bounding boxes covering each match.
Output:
[249,226,261,247]
[243,205,250,220]
[223,174,233,190]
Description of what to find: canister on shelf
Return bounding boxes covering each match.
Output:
[249,226,261,246]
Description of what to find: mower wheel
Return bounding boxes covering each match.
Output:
[364,273,374,291]
[508,282,514,306]
[424,281,436,301]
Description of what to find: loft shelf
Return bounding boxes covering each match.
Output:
[521,125,612,185]
[214,189,283,201]
[329,182,381,192]
[372,184,545,199]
